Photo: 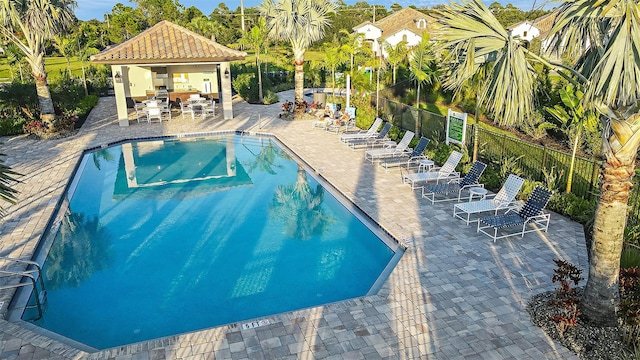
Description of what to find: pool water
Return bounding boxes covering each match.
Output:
[25,135,400,350]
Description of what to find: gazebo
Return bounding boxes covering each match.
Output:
[91,20,246,126]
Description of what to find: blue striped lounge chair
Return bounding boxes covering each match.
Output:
[421,161,487,203]
[477,185,553,241]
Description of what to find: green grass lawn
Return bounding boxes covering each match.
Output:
[0,56,87,82]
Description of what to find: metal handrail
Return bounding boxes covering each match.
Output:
[0,257,46,320]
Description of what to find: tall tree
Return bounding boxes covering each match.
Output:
[339,29,365,77]
[0,0,76,132]
[53,34,75,76]
[239,17,269,102]
[436,0,640,326]
[320,38,348,96]
[384,40,408,84]
[260,0,337,105]
[408,35,438,133]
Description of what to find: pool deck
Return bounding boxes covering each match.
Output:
[0,91,587,359]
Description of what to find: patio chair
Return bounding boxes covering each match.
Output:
[179,99,196,120]
[421,161,487,204]
[453,174,525,225]
[159,99,171,120]
[134,102,147,123]
[378,137,430,173]
[340,118,383,143]
[402,150,462,190]
[347,123,392,150]
[477,185,553,241]
[146,106,163,123]
[364,131,415,163]
[201,99,216,118]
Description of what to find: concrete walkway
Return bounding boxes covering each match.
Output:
[0,92,586,359]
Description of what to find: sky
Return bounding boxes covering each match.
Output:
[75,0,550,21]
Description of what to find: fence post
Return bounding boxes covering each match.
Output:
[541,145,548,178]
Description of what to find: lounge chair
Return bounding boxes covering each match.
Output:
[421,161,487,203]
[402,150,462,190]
[477,185,553,241]
[340,118,383,143]
[364,131,415,163]
[378,137,430,173]
[348,123,392,150]
[453,174,525,225]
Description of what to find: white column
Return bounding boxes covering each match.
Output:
[112,65,130,126]
[220,62,233,120]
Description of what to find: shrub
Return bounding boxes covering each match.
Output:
[75,95,99,117]
[548,259,583,335]
[262,91,279,105]
[0,115,27,136]
[50,72,85,114]
[547,192,596,225]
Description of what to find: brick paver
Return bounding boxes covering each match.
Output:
[0,91,585,359]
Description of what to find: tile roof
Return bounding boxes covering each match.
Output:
[354,7,435,40]
[91,20,246,65]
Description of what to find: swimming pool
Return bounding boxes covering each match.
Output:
[20,133,403,350]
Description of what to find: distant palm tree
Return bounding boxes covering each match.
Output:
[0,0,76,132]
[260,0,337,105]
[321,38,348,96]
[53,34,75,76]
[436,0,640,326]
[384,40,408,85]
[408,36,438,133]
[239,17,269,102]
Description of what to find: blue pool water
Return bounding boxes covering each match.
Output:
[26,134,400,350]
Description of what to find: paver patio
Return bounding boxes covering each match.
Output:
[0,91,587,359]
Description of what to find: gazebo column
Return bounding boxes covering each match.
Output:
[112,65,130,127]
[220,62,233,120]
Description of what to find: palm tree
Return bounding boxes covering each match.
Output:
[436,0,640,326]
[0,151,20,217]
[260,0,337,105]
[239,17,269,102]
[53,34,75,76]
[320,38,348,96]
[4,44,26,82]
[339,30,365,78]
[545,85,599,193]
[0,0,76,132]
[384,40,407,84]
[408,35,438,133]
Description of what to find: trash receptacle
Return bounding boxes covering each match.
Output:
[313,92,326,107]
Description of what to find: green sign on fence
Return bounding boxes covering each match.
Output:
[446,109,467,145]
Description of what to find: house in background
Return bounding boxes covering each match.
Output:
[91,20,246,125]
[507,11,558,55]
[353,7,436,57]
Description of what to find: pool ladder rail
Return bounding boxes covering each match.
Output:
[0,257,47,320]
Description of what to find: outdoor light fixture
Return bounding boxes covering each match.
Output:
[114,71,123,83]
[224,69,230,79]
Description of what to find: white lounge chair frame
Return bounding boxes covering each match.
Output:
[402,151,462,190]
[364,131,414,163]
[453,174,525,225]
[340,118,383,143]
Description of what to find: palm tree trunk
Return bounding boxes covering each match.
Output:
[32,59,56,132]
[257,55,263,102]
[81,64,88,96]
[566,129,581,193]
[582,122,640,326]
[415,84,421,134]
[582,160,632,325]
[294,49,305,103]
